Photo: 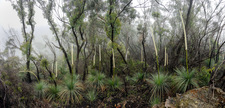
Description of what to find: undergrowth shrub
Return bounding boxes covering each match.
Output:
[0,69,50,107]
[197,66,211,87]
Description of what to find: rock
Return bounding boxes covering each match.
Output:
[165,97,176,108]
[154,86,225,108]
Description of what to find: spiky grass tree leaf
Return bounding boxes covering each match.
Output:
[106,76,123,91]
[132,72,144,82]
[174,67,199,92]
[87,71,106,91]
[150,97,160,107]
[147,73,171,100]
[45,85,61,102]
[35,81,47,97]
[86,90,97,103]
[59,74,84,104]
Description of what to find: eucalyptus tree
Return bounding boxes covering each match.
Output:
[63,0,87,74]
[10,0,36,82]
[37,0,73,75]
[104,0,132,77]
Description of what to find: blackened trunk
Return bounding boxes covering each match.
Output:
[26,60,32,83]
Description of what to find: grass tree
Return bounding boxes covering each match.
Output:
[107,76,123,91]
[45,85,61,102]
[59,74,84,105]
[87,70,106,92]
[147,73,171,101]
[86,90,97,104]
[173,67,199,92]
[149,27,172,101]
[35,80,47,99]
[179,10,189,74]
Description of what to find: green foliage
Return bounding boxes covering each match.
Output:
[173,67,199,92]
[147,73,171,100]
[152,12,160,18]
[105,11,121,41]
[107,41,120,49]
[63,0,86,28]
[87,70,106,91]
[197,66,211,87]
[204,58,215,68]
[20,42,30,55]
[106,76,123,91]
[57,66,68,79]
[86,90,97,103]
[131,72,144,83]
[18,71,26,80]
[126,60,144,74]
[41,58,49,67]
[59,74,84,104]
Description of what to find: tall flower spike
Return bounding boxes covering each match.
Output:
[167,53,169,65]
[93,46,96,66]
[164,47,167,66]
[150,27,158,56]
[112,48,115,68]
[99,45,101,62]
[179,11,188,50]
[141,47,143,62]
[150,27,160,76]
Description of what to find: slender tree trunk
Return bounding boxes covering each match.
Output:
[32,60,40,81]
[142,36,147,72]
[45,66,57,87]
[76,49,80,74]
[82,42,87,81]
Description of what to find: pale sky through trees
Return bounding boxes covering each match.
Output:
[0,0,146,51]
